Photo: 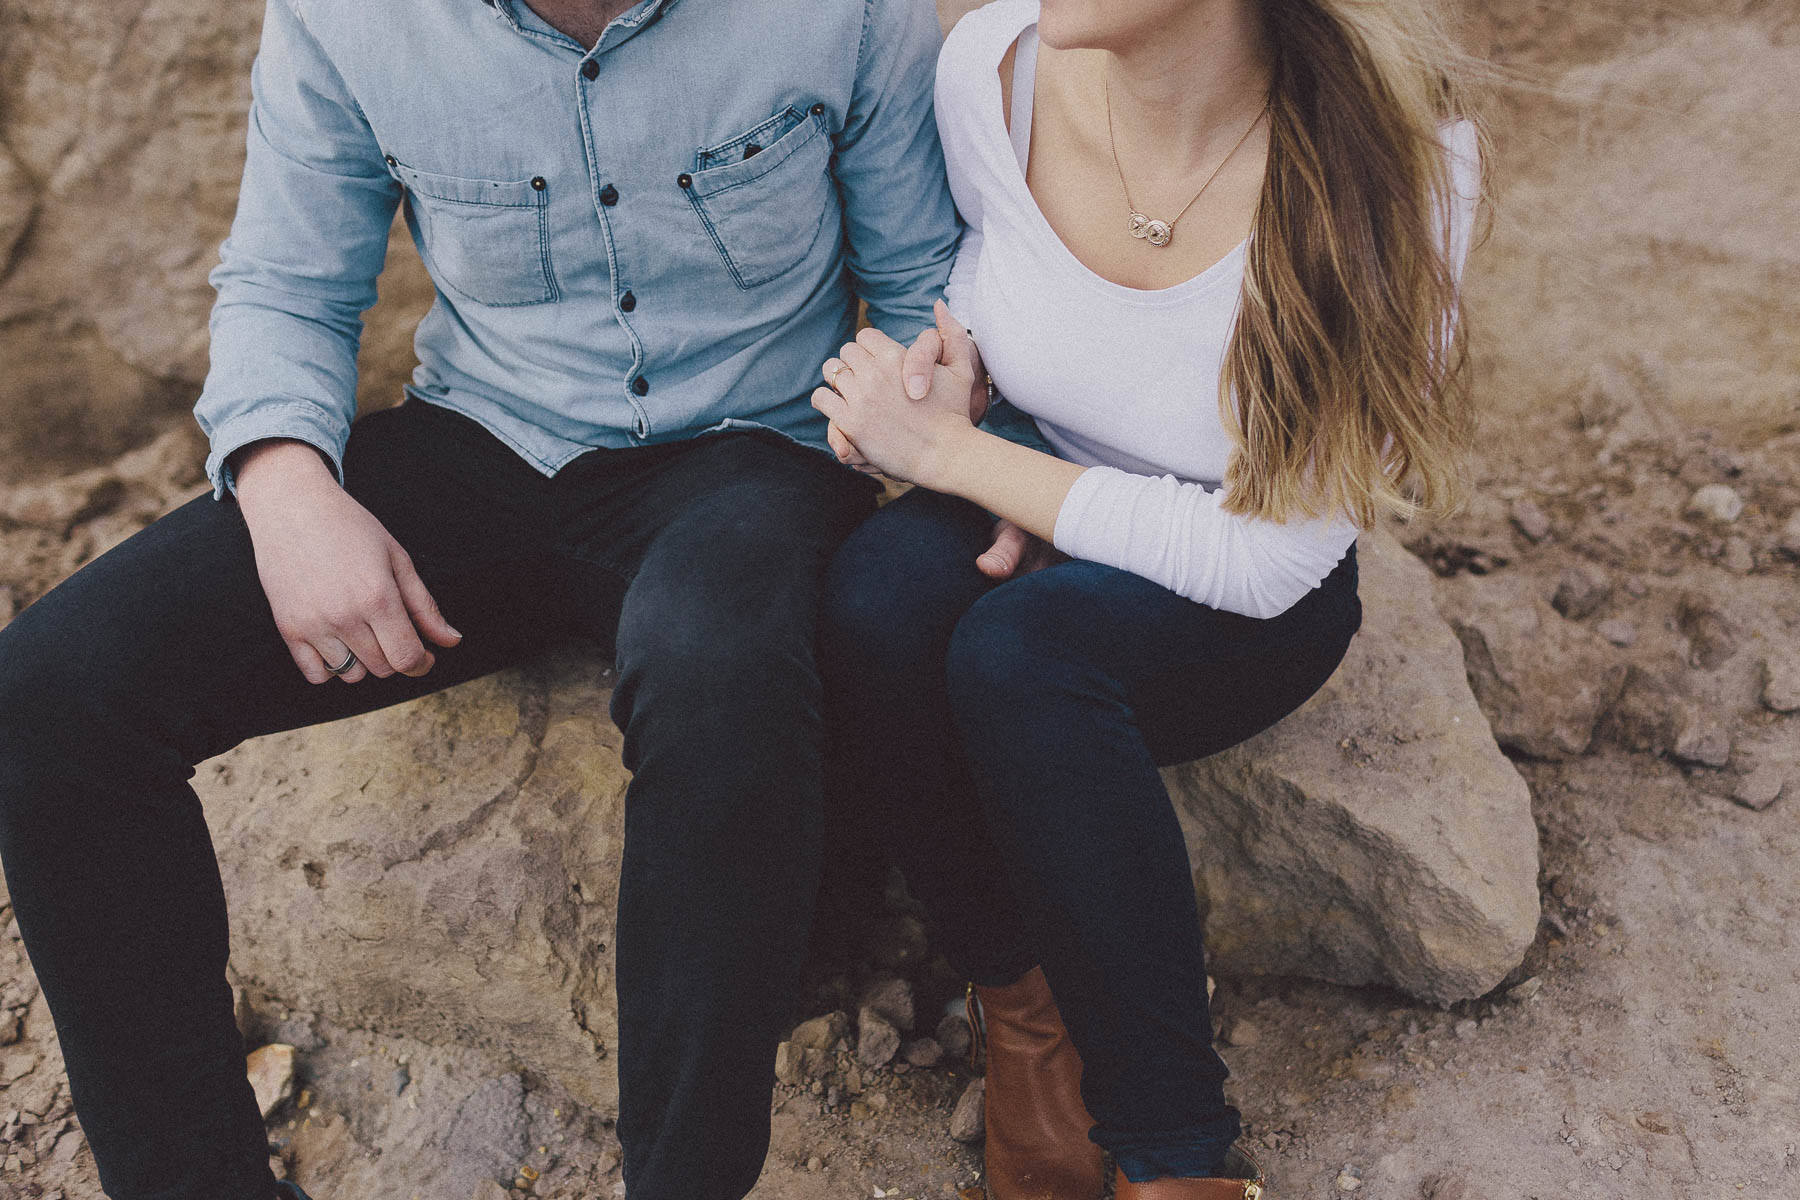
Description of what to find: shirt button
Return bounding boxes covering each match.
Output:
[632,376,650,396]
[530,176,546,191]
[384,154,397,167]
[599,183,619,206]
[619,290,636,313]
[676,173,692,189]
[581,59,600,80]
[810,102,825,116]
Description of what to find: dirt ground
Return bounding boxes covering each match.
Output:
[2,2,1797,1198]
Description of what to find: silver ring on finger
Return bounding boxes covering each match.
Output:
[323,645,359,676]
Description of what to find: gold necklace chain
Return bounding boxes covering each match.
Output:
[1103,71,1271,249]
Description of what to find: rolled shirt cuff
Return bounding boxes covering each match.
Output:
[201,400,350,501]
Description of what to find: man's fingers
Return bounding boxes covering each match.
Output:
[827,422,866,466]
[311,633,369,684]
[391,545,463,649]
[366,591,435,676]
[337,621,397,681]
[976,520,1030,579]
[902,328,943,399]
[934,300,978,376]
[811,387,851,424]
[288,639,334,686]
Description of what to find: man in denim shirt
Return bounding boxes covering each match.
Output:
[0,2,959,1198]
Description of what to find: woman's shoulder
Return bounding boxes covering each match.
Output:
[938,0,1040,101]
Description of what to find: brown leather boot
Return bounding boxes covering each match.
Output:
[1111,1145,1267,1200]
[967,967,1106,1200]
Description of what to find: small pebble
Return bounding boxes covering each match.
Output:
[1780,510,1800,557]
[1732,768,1788,812]
[949,1078,986,1143]
[1506,976,1544,1002]
[1760,655,1800,713]
[806,1155,823,1173]
[1453,1018,1478,1040]
[1684,484,1743,523]
[1595,618,1637,647]
[1509,497,1552,542]
[1722,536,1755,573]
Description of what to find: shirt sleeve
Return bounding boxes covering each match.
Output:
[193,0,401,500]
[1050,122,1483,619]
[834,0,963,344]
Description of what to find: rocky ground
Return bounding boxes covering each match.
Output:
[4,357,1797,1200]
[3,1,1798,1199]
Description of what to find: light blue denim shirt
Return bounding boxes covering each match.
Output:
[195,0,961,500]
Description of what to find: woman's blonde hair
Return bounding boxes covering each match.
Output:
[1220,0,1489,526]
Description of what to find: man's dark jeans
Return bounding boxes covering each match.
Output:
[0,397,880,1200]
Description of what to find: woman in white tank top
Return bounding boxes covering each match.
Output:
[815,1,1486,1195]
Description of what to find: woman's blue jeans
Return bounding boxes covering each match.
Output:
[819,486,1362,1181]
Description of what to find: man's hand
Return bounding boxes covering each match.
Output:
[233,439,462,684]
[977,518,1065,580]
[901,300,989,423]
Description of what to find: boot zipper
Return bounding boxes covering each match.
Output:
[964,981,985,1070]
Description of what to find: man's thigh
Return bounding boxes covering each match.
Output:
[2,399,567,761]
[554,430,883,660]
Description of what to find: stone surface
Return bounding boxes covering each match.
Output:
[1168,530,1541,1005]
[1551,565,1611,620]
[948,1078,985,1144]
[855,1009,902,1070]
[0,0,434,479]
[1508,497,1552,542]
[245,1043,295,1118]
[194,652,626,1113]
[190,531,1539,1123]
[1435,572,1629,760]
[1760,653,1800,713]
[1683,484,1743,523]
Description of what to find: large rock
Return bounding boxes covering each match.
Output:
[194,530,1537,1121]
[0,0,432,479]
[1167,530,1541,1005]
[1435,573,1630,759]
[195,654,628,1112]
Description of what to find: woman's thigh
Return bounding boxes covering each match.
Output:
[947,542,1363,767]
[820,485,1000,675]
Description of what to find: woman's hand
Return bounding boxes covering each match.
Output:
[901,300,990,423]
[234,438,463,684]
[814,310,981,489]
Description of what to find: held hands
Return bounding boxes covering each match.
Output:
[817,301,1063,581]
[813,300,980,489]
[233,438,463,685]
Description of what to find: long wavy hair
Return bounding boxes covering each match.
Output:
[1219,0,1489,525]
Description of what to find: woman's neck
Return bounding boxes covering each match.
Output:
[1099,0,1274,171]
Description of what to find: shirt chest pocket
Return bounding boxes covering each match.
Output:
[682,105,837,290]
[385,157,560,308]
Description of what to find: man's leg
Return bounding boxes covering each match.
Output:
[0,399,566,1200]
[818,486,1041,986]
[549,431,879,1200]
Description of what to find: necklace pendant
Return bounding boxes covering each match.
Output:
[1126,211,1173,247]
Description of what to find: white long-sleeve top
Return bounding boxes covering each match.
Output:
[937,0,1481,619]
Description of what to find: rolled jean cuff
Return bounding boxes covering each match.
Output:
[1099,1106,1244,1183]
